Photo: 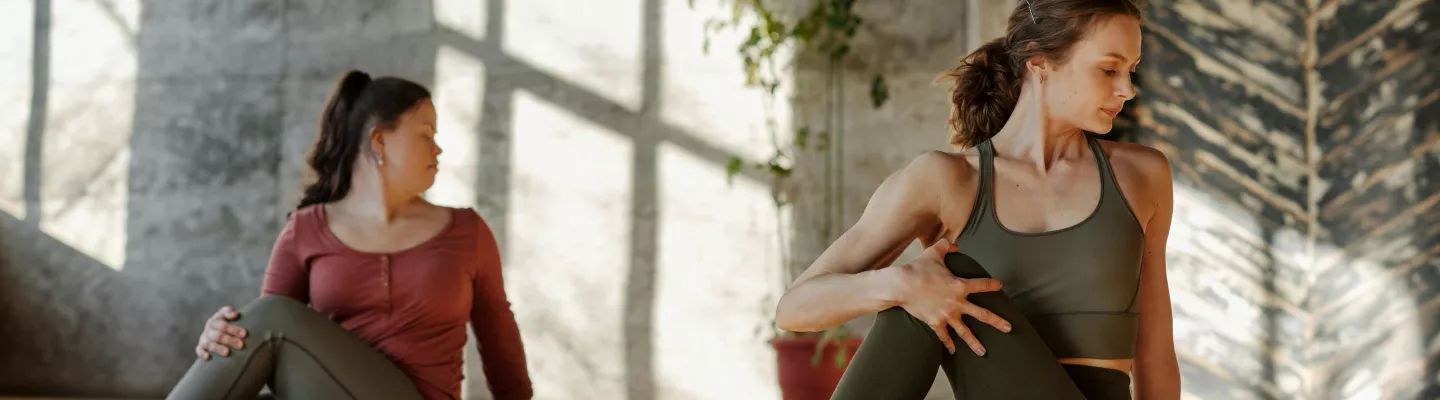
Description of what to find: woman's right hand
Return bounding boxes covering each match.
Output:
[195,306,247,360]
[894,241,1011,356]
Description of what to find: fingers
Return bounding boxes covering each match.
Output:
[928,322,957,355]
[220,333,246,350]
[207,319,248,341]
[198,306,244,361]
[963,302,1012,334]
[212,305,239,321]
[203,321,246,350]
[224,323,248,340]
[202,341,232,357]
[221,306,239,320]
[926,241,958,257]
[961,278,1004,294]
[948,318,985,356]
[206,318,227,332]
[205,329,245,351]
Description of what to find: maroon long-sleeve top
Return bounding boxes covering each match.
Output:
[261,205,532,400]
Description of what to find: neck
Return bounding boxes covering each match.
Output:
[333,163,417,224]
[987,84,1089,171]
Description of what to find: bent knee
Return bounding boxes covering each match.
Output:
[876,307,936,333]
[242,295,307,317]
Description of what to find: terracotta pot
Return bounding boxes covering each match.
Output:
[771,335,863,400]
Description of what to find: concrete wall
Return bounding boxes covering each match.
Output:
[2,0,1437,399]
[1132,0,1440,398]
[0,0,785,398]
[787,0,1440,399]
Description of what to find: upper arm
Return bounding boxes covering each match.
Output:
[261,215,309,302]
[470,213,511,313]
[467,211,533,398]
[789,151,956,287]
[1133,147,1177,359]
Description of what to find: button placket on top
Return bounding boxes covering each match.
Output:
[380,255,392,311]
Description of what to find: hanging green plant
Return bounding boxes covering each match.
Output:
[869,74,889,108]
[692,0,887,369]
[696,0,886,202]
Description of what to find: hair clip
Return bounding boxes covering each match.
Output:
[1022,0,1038,24]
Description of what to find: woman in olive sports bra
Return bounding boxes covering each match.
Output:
[774,1,1180,399]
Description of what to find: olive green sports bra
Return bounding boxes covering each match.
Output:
[954,137,1146,359]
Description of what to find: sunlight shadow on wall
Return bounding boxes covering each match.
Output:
[503,0,644,111]
[657,0,785,163]
[0,0,33,220]
[507,89,634,400]
[37,0,141,271]
[1166,182,1281,397]
[1309,243,1426,398]
[653,141,783,400]
[426,45,485,209]
[434,0,486,42]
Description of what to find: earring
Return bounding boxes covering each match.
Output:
[378,155,385,166]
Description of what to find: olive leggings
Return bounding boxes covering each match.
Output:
[167,295,423,400]
[831,254,1132,400]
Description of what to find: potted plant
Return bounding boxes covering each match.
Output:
[697,1,887,398]
[729,122,862,400]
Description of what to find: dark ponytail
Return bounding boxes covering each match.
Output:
[939,39,1021,149]
[937,0,1145,148]
[298,70,431,210]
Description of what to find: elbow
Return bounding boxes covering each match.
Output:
[774,301,798,332]
[773,295,818,333]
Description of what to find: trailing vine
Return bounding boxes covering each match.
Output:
[698,0,886,191]
[692,0,888,368]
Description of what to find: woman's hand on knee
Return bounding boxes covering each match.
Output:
[196,306,247,360]
[894,241,1011,356]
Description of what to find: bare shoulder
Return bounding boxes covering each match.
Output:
[866,150,978,218]
[897,150,978,190]
[892,150,981,241]
[1096,140,1172,187]
[1096,140,1174,227]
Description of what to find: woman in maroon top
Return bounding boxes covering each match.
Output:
[168,71,532,400]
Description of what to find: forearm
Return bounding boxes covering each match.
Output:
[474,308,532,399]
[1133,355,1181,400]
[775,267,903,332]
